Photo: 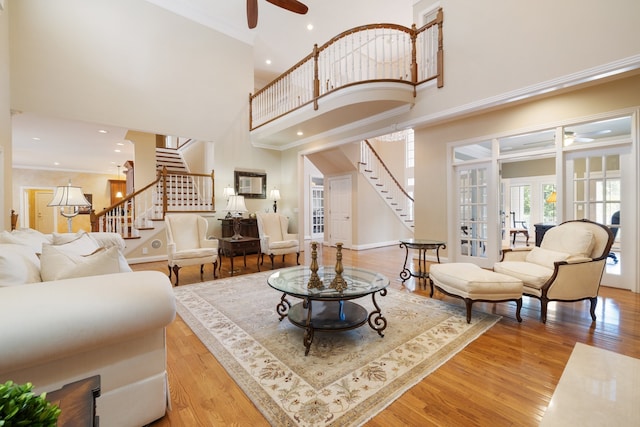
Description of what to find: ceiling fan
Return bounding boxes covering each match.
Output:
[563,129,611,146]
[246,0,309,29]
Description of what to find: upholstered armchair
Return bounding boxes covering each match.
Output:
[256,212,300,270]
[165,214,218,286]
[494,219,614,323]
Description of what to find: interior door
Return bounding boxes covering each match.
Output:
[35,190,55,233]
[328,175,352,248]
[455,162,498,268]
[565,146,635,290]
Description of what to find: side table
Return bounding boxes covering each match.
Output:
[47,375,100,427]
[399,239,446,287]
[218,237,261,276]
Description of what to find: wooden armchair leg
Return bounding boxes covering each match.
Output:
[540,298,549,323]
[269,254,275,270]
[213,261,218,279]
[172,265,181,286]
[589,297,598,321]
[296,252,300,265]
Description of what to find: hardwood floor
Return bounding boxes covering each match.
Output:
[135,243,640,426]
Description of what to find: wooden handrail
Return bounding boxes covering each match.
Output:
[249,10,444,130]
[364,139,414,202]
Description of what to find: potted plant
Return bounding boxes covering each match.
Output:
[0,381,60,426]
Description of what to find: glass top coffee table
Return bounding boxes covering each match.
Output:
[267,266,390,355]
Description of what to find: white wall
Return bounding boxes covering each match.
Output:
[0,1,10,229]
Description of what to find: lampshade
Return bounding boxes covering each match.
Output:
[223,185,236,198]
[270,189,281,201]
[225,195,248,213]
[48,182,91,208]
[546,191,557,203]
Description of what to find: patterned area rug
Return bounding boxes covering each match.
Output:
[174,270,500,426]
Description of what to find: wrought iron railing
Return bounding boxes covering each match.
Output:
[91,167,215,236]
[250,9,443,130]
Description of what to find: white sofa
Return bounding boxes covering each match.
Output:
[0,229,176,426]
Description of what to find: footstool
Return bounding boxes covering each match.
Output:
[429,263,523,323]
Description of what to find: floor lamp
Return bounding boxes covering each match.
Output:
[48,181,92,233]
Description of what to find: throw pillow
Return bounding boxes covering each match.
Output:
[525,246,571,269]
[0,243,42,286]
[40,245,121,282]
[0,228,52,253]
[50,231,101,256]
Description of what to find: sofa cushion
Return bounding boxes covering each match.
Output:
[0,244,42,286]
[40,245,122,281]
[493,261,553,290]
[0,228,51,253]
[525,246,570,269]
[541,225,594,258]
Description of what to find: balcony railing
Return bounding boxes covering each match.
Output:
[250,9,443,130]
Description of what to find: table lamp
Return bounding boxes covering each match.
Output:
[270,188,281,213]
[223,185,236,219]
[48,181,91,233]
[225,195,248,239]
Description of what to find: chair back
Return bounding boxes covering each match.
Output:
[257,213,286,241]
[541,219,614,260]
[165,214,208,252]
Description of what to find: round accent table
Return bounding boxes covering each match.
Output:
[399,238,446,287]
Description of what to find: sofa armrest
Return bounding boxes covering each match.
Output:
[200,239,218,250]
[0,271,176,373]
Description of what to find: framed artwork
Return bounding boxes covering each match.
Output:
[79,194,92,214]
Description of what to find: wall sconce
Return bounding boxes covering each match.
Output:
[270,188,281,213]
[224,195,248,239]
[48,181,92,233]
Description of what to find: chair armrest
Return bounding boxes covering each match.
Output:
[283,233,298,241]
[200,239,218,250]
[500,247,531,262]
[166,242,177,257]
[260,235,271,252]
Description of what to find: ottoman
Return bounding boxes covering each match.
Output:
[429,263,523,323]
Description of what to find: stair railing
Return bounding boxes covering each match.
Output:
[91,167,215,236]
[250,9,444,130]
[359,140,414,231]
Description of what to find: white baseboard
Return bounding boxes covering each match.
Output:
[127,255,168,265]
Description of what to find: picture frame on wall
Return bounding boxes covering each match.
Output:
[79,194,92,214]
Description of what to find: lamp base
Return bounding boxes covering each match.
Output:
[231,217,243,240]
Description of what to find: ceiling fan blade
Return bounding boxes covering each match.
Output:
[247,0,258,29]
[265,0,308,15]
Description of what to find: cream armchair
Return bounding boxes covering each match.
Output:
[494,219,614,323]
[256,212,300,270]
[165,214,218,286]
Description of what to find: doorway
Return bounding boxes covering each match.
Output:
[327,175,352,248]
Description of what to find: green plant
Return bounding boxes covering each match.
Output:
[0,381,60,427]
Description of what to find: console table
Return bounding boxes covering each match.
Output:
[218,236,261,276]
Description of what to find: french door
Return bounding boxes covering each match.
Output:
[565,146,635,289]
[454,162,499,268]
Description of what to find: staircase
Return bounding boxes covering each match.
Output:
[358,140,414,232]
[91,146,215,242]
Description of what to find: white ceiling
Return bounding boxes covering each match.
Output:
[11,0,416,174]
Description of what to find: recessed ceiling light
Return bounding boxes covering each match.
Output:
[54,162,60,166]
[265,59,272,65]
[32,137,40,141]
[116,142,124,146]
[297,131,304,136]
[114,149,121,153]
[98,129,108,134]
[307,23,314,31]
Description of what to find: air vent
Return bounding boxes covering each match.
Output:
[151,239,162,249]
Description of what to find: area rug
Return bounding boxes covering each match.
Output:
[174,270,501,426]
